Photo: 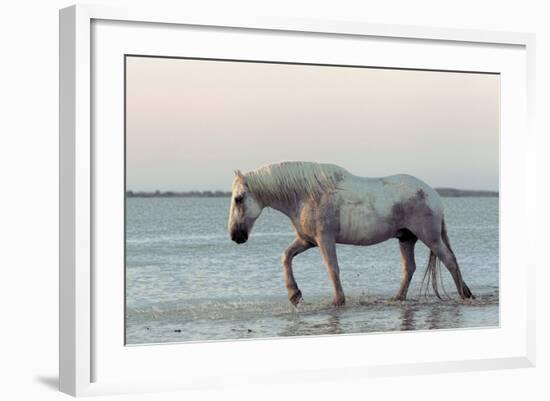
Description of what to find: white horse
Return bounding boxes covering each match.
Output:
[227,161,474,306]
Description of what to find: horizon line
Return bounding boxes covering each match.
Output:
[125,188,500,199]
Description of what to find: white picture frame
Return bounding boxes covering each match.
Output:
[59,4,536,397]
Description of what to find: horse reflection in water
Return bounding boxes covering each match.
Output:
[400,307,416,331]
[279,307,344,337]
[228,161,474,307]
[399,301,461,331]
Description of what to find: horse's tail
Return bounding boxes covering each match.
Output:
[422,250,443,299]
[421,219,451,299]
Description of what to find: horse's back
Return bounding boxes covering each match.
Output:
[334,173,444,245]
[341,173,441,209]
[379,174,443,212]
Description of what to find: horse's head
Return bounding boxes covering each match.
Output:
[228,170,263,244]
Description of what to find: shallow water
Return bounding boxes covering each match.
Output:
[125,197,499,344]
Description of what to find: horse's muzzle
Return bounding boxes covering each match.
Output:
[230,227,248,244]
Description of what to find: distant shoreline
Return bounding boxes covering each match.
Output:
[126,188,498,198]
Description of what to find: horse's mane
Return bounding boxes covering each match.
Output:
[245,161,348,205]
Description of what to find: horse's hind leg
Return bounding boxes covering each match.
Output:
[413,217,474,299]
[282,237,314,306]
[427,239,474,299]
[393,232,418,301]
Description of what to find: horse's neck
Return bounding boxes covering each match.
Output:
[262,197,302,222]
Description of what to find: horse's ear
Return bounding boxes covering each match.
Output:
[234,170,246,181]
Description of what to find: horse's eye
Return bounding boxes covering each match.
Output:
[234,194,245,204]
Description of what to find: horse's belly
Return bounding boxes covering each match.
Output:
[337,206,395,245]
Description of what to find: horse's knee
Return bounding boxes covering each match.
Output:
[281,251,292,266]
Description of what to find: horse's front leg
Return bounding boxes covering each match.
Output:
[282,237,314,306]
[318,236,346,307]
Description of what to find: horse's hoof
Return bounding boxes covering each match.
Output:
[289,289,303,306]
[332,297,346,307]
[461,286,475,300]
[391,295,406,302]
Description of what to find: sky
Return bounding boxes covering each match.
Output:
[126,56,499,192]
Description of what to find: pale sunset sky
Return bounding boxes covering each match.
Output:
[126,56,499,192]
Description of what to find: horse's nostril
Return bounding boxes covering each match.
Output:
[231,228,248,244]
